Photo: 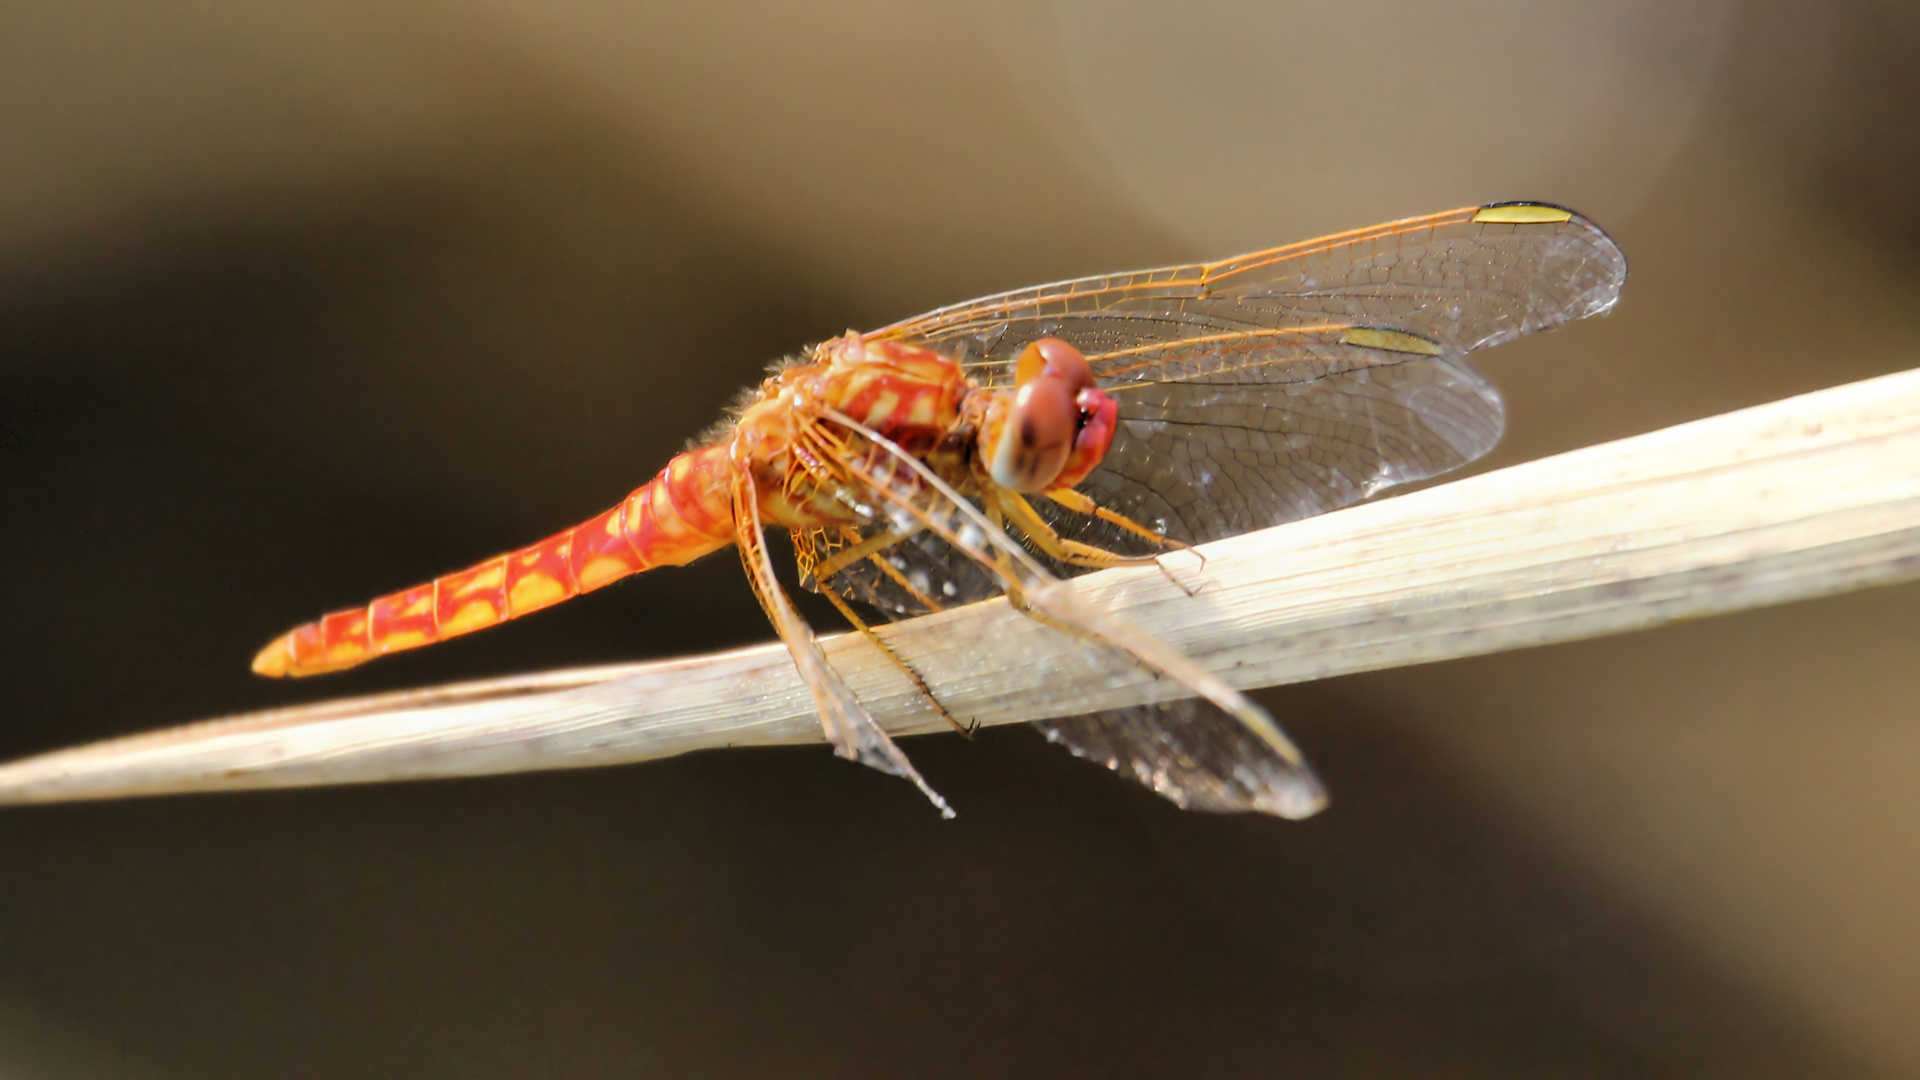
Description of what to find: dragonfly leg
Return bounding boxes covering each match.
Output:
[1010,491,1206,596]
[1044,488,1194,555]
[799,525,973,737]
[812,404,1320,813]
[845,540,943,612]
[804,525,922,588]
[813,574,974,738]
[733,474,954,817]
[996,491,1161,571]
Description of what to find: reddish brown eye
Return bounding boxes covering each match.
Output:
[1034,337,1093,392]
[988,374,1077,492]
[1013,337,1094,393]
[1014,341,1048,387]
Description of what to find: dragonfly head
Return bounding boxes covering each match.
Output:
[984,338,1118,493]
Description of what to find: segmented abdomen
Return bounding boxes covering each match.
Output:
[253,443,736,677]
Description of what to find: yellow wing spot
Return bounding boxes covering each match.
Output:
[1341,327,1443,355]
[577,556,633,591]
[374,629,430,653]
[1473,203,1573,224]
[443,600,502,635]
[509,572,567,614]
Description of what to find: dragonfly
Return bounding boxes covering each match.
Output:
[251,202,1626,819]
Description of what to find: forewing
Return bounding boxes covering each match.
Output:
[873,202,1626,545]
[1038,698,1323,816]
[873,203,1623,376]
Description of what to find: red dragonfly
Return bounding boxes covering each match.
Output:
[252,202,1626,818]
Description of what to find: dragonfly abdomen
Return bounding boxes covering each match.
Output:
[252,443,737,677]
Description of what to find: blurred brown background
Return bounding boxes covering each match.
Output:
[2,0,1918,1076]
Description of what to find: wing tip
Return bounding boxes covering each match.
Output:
[1475,200,1629,320]
[1260,770,1330,820]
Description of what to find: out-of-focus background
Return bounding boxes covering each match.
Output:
[1,0,1917,1075]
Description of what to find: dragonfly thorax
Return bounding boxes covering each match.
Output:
[734,334,979,530]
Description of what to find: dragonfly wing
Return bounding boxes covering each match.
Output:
[873,203,1623,378]
[737,474,955,815]
[874,202,1624,545]
[1037,698,1324,817]
[805,405,1326,818]
[1048,348,1502,550]
[813,207,1625,813]
[793,524,1004,618]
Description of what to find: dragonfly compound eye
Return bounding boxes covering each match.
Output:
[989,374,1078,492]
[1013,337,1095,393]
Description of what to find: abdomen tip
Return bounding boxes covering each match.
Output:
[251,635,295,678]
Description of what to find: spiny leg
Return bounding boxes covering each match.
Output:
[797,420,1075,718]
[977,501,1062,624]
[813,404,1321,811]
[806,525,922,588]
[794,525,970,735]
[1045,488,1195,557]
[997,491,1165,571]
[733,472,953,817]
[831,527,943,613]
[812,568,973,738]
[1017,490,1206,594]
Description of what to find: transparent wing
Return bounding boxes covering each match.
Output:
[873,202,1623,377]
[1051,348,1502,552]
[797,516,1326,816]
[1038,698,1321,815]
[793,524,1003,618]
[871,202,1626,545]
[813,205,1624,814]
[797,405,1325,818]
